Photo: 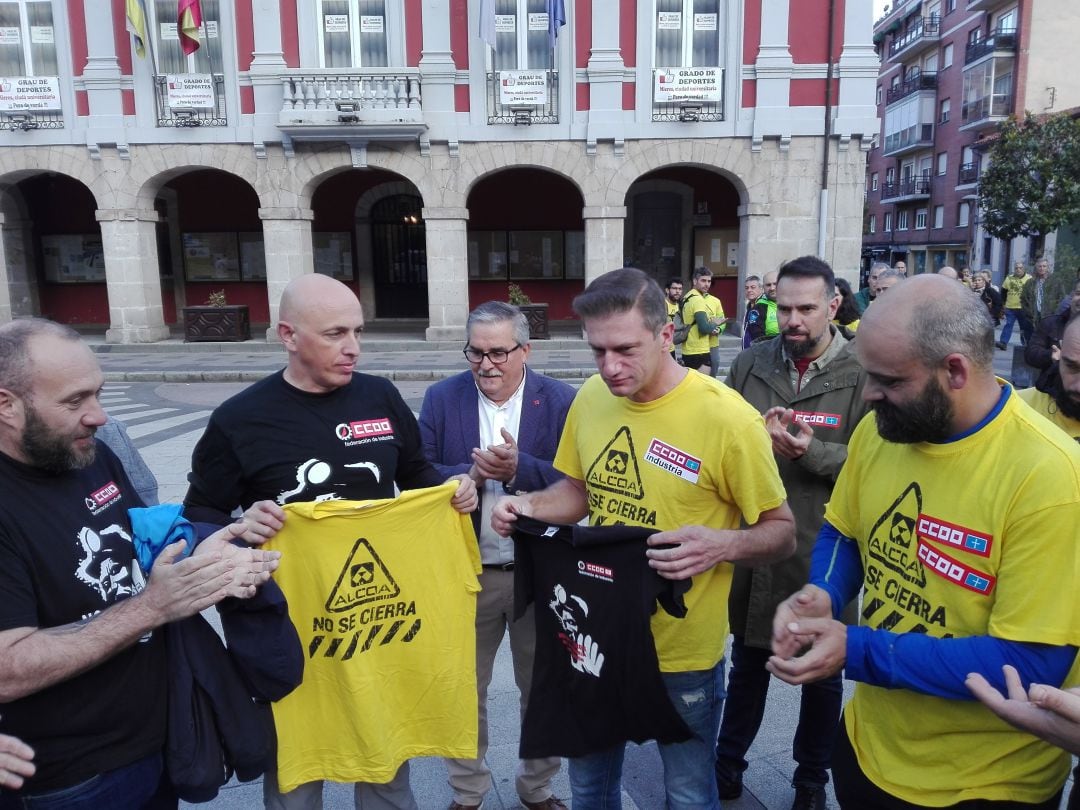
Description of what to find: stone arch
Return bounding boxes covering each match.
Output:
[456,142,591,208]
[606,142,752,209]
[288,144,435,211]
[131,156,260,212]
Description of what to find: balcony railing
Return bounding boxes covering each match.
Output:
[883,123,934,156]
[154,74,227,127]
[886,71,938,105]
[965,28,1017,64]
[279,72,422,126]
[961,92,1012,125]
[958,162,979,184]
[486,70,559,125]
[882,177,931,200]
[889,16,941,58]
[0,110,64,130]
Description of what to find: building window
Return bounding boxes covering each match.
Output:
[869,214,876,234]
[943,43,953,68]
[316,0,391,68]
[871,172,879,191]
[945,0,955,13]
[884,212,893,232]
[958,201,970,227]
[939,98,950,123]
[885,167,895,186]
[933,205,944,228]
[876,84,882,105]
[469,230,584,280]
[152,0,223,74]
[654,0,721,68]
[0,0,58,76]
[897,210,910,230]
[915,208,927,229]
[961,56,1014,124]
[937,152,947,175]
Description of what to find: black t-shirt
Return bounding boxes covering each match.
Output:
[0,445,164,793]
[512,516,693,758]
[185,371,444,523]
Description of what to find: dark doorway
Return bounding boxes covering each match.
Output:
[371,194,427,317]
[630,191,682,283]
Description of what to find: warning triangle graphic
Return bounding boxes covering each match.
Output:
[585,425,645,501]
[865,481,926,589]
[325,538,401,613]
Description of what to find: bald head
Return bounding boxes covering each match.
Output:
[278,274,365,393]
[763,270,778,300]
[279,273,360,324]
[861,275,994,373]
[937,266,958,280]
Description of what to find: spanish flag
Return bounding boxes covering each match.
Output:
[125,0,148,58]
[178,0,203,55]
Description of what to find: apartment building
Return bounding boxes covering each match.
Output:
[863,0,1080,279]
[0,0,877,342]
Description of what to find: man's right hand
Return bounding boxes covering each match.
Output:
[143,534,281,623]
[772,584,833,659]
[0,724,34,790]
[491,495,532,537]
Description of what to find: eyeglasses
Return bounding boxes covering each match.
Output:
[463,344,523,365]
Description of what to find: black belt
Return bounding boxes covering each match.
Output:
[482,562,515,572]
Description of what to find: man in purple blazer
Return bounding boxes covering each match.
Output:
[419,301,577,810]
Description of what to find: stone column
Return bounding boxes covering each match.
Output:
[752,0,794,141]
[249,0,288,133]
[585,0,625,146]
[418,0,456,121]
[0,213,38,321]
[422,206,469,341]
[260,207,315,340]
[82,0,126,148]
[98,209,170,344]
[583,206,626,286]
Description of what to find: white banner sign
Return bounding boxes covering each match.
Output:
[657,11,681,30]
[160,22,178,39]
[498,70,547,106]
[205,20,218,38]
[0,76,61,112]
[654,67,722,103]
[694,13,717,31]
[324,14,348,33]
[528,12,549,30]
[165,73,215,109]
[494,14,516,33]
[360,15,384,33]
[30,25,54,44]
[0,27,20,45]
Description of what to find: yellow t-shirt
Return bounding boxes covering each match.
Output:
[554,371,786,671]
[265,483,482,791]
[681,289,725,354]
[825,391,1080,805]
[666,299,679,320]
[1017,387,1080,442]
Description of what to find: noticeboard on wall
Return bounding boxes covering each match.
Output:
[238,232,267,281]
[182,232,241,282]
[41,234,106,283]
[313,231,354,280]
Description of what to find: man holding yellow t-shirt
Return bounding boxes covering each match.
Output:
[492,267,795,810]
[769,275,1080,808]
[681,267,729,376]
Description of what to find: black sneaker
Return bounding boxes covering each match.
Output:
[995,341,1007,350]
[716,770,743,800]
[791,784,827,810]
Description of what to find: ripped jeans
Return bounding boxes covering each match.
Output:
[567,660,726,810]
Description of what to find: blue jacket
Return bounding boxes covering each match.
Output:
[419,369,577,535]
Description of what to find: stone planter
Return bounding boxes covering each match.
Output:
[518,303,550,340]
[182,305,251,342]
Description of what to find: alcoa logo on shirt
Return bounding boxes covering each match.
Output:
[335,418,394,446]
[84,481,122,514]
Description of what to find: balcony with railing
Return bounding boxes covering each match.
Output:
[966,0,1010,12]
[485,70,559,125]
[882,176,932,202]
[276,71,426,153]
[886,72,938,106]
[154,74,227,127]
[961,92,1012,129]
[0,76,64,131]
[958,162,979,185]
[965,28,1017,64]
[889,16,942,61]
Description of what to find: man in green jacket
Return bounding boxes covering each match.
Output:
[1020,257,1052,342]
[716,256,868,810]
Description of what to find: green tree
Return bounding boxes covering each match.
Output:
[978,112,1080,249]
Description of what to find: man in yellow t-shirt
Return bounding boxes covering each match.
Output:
[681,266,728,377]
[492,267,795,810]
[770,275,1080,807]
[997,260,1033,350]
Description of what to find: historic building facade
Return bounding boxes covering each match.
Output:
[0,0,877,341]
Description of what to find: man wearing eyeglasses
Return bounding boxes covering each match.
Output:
[419,301,577,810]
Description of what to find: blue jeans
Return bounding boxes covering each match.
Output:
[568,660,726,810]
[1000,308,1031,346]
[0,753,175,810]
[715,636,842,788]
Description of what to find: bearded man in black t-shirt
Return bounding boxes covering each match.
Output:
[184,273,478,810]
[0,319,281,809]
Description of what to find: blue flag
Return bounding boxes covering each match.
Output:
[547,0,566,49]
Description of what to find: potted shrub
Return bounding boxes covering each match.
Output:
[183,289,252,342]
[508,283,550,340]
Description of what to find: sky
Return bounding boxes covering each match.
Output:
[874,0,890,19]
